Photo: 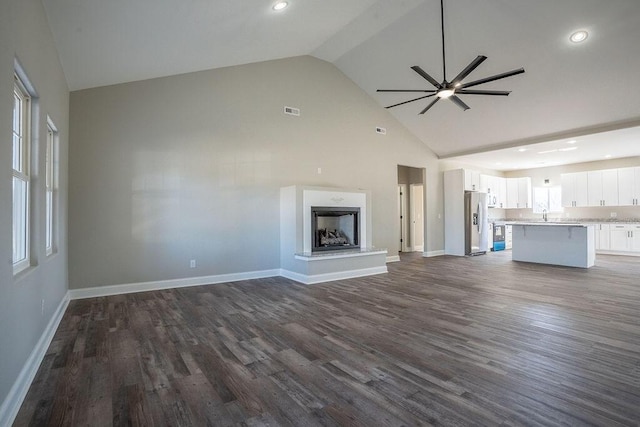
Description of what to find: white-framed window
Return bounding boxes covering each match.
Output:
[533,186,563,214]
[45,118,58,256]
[13,74,31,273]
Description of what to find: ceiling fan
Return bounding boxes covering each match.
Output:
[377,0,525,114]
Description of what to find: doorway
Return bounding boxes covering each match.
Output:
[397,165,426,253]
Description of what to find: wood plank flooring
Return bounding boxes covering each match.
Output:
[14,251,640,426]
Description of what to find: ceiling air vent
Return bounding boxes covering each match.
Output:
[284,106,300,116]
[376,126,387,135]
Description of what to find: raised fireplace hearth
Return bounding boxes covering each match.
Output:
[312,207,359,252]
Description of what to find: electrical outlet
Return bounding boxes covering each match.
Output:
[317,167,322,174]
[190,259,196,268]
[610,212,617,218]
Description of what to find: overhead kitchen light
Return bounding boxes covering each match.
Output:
[518,148,528,152]
[538,149,557,154]
[570,30,589,43]
[272,1,288,11]
[566,140,577,144]
[558,146,578,152]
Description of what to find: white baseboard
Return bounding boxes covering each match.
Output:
[280,266,387,285]
[386,255,400,263]
[596,250,640,257]
[69,269,281,300]
[0,291,70,427]
[424,250,445,257]
[414,245,424,252]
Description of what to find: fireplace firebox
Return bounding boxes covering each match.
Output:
[311,207,360,252]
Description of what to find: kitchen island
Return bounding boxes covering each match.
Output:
[510,223,595,268]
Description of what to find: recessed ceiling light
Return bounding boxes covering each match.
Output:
[558,146,578,152]
[518,148,527,152]
[570,30,588,43]
[566,140,577,144]
[538,149,557,154]
[604,154,612,159]
[273,1,288,11]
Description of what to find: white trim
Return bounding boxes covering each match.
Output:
[0,292,70,427]
[413,245,424,252]
[424,250,445,257]
[295,249,386,262]
[386,255,400,263]
[69,269,281,300]
[280,266,387,285]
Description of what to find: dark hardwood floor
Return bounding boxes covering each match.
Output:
[14,251,640,426]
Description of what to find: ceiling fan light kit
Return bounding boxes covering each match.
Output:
[377,0,525,115]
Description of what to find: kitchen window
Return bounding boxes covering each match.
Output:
[533,186,563,214]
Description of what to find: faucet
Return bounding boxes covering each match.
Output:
[542,209,548,222]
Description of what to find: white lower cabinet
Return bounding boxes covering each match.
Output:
[601,224,640,254]
[632,225,640,251]
[595,224,610,251]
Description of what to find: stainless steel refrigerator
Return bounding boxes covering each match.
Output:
[465,191,488,255]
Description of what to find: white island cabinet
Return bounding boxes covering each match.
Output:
[511,223,595,268]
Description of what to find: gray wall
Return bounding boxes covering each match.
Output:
[0,0,69,414]
[69,55,443,289]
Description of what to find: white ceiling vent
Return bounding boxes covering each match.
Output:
[376,126,387,135]
[284,106,300,116]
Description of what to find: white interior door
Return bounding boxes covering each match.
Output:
[398,184,408,252]
[410,184,424,252]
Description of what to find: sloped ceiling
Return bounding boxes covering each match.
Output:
[42,0,640,161]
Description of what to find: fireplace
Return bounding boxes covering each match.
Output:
[312,206,360,252]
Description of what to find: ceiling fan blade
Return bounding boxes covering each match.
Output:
[377,89,438,93]
[450,55,487,86]
[411,66,442,89]
[456,89,511,96]
[419,98,440,114]
[460,68,525,89]
[449,95,470,111]
[385,93,436,109]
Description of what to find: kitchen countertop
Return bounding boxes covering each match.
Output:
[492,218,640,224]
[506,222,589,227]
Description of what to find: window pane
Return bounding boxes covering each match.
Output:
[532,187,549,214]
[13,132,22,171]
[549,186,563,213]
[46,190,53,252]
[12,176,28,263]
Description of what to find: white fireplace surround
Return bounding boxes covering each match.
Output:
[303,190,367,253]
[280,186,387,284]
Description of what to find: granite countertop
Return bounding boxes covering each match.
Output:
[505,222,587,227]
[492,218,640,224]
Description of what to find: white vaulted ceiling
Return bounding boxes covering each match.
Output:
[42,0,640,162]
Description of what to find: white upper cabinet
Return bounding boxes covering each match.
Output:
[497,177,507,209]
[561,171,589,207]
[617,166,640,206]
[464,169,481,192]
[505,177,531,209]
[587,169,618,207]
[481,174,506,208]
[517,177,532,208]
